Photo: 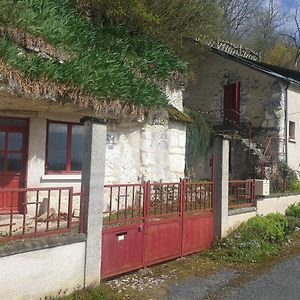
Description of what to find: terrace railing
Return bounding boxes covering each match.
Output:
[0,187,83,241]
[228,180,255,209]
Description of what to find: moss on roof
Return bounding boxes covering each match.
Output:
[0,0,187,108]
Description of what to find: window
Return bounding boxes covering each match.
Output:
[46,121,83,173]
[289,121,296,141]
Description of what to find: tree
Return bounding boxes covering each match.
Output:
[280,4,300,69]
[247,0,286,59]
[218,0,263,41]
[265,41,297,69]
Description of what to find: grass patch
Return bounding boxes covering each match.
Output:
[0,0,187,107]
[205,213,290,264]
[57,285,121,300]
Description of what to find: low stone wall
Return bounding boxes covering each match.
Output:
[257,193,300,215]
[224,193,300,235]
[227,207,257,233]
[0,234,86,300]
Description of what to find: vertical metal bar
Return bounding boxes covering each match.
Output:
[108,186,112,222]
[171,183,175,213]
[131,185,135,219]
[138,185,142,218]
[46,189,50,232]
[166,184,169,214]
[68,188,73,231]
[142,181,150,267]
[160,184,163,215]
[116,186,120,221]
[9,191,13,237]
[124,185,128,220]
[180,179,185,256]
[22,191,26,235]
[199,183,202,210]
[57,189,62,230]
[35,190,39,233]
[80,190,85,233]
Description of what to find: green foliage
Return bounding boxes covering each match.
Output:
[185,109,213,163]
[285,202,300,219]
[89,0,221,54]
[58,285,121,300]
[207,214,289,263]
[0,0,188,106]
[270,161,300,193]
[285,216,300,232]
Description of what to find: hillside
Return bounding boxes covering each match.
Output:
[0,0,187,109]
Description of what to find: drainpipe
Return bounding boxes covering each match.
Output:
[283,82,289,164]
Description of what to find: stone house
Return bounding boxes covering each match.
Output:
[0,77,188,214]
[184,42,300,179]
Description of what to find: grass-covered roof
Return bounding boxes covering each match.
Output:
[0,0,187,113]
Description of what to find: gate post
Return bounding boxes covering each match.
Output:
[213,135,230,239]
[80,117,107,286]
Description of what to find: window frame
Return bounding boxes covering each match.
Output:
[45,120,83,174]
[289,121,296,142]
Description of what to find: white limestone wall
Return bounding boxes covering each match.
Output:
[166,86,184,112]
[169,121,186,181]
[27,116,186,187]
[0,242,85,300]
[287,87,300,173]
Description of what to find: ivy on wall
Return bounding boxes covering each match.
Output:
[185,109,214,168]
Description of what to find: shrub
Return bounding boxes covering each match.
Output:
[286,216,300,232]
[207,214,289,263]
[285,202,300,218]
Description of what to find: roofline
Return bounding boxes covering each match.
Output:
[211,47,300,86]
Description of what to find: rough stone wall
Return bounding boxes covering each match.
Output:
[184,52,286,178]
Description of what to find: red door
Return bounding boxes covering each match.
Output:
[0,117,28,213]
[223,81,240,127]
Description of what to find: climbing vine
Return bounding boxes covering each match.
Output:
[185,109,214,167]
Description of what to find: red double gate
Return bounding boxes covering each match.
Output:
[101,179,214,279]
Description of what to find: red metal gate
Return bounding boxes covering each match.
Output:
[101,179,214,279]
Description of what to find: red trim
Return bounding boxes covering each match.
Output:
[0,116,29,214]
[45,120,82,174]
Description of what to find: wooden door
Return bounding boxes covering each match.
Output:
[223,81,240,127]
[0,118,28,213]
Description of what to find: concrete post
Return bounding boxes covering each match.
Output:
[80,117,107,286]
[213,135,230,239]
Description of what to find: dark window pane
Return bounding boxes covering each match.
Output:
[0,153,4,171]
[7,153,22,171]
[0,132,5,151]
[47,123,67,171]
[0,117,27,126]
[8,132,23,151]
[71,125,83,171]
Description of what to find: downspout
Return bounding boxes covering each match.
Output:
[283,82,289,164]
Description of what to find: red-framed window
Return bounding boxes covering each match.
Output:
[289,121,296,141]
[45,121,83,174]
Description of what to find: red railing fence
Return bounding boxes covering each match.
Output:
[0,187,83,241]
[228,180,255,208]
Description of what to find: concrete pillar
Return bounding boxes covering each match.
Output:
[213,135,230,239]
[80,117,107,286]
